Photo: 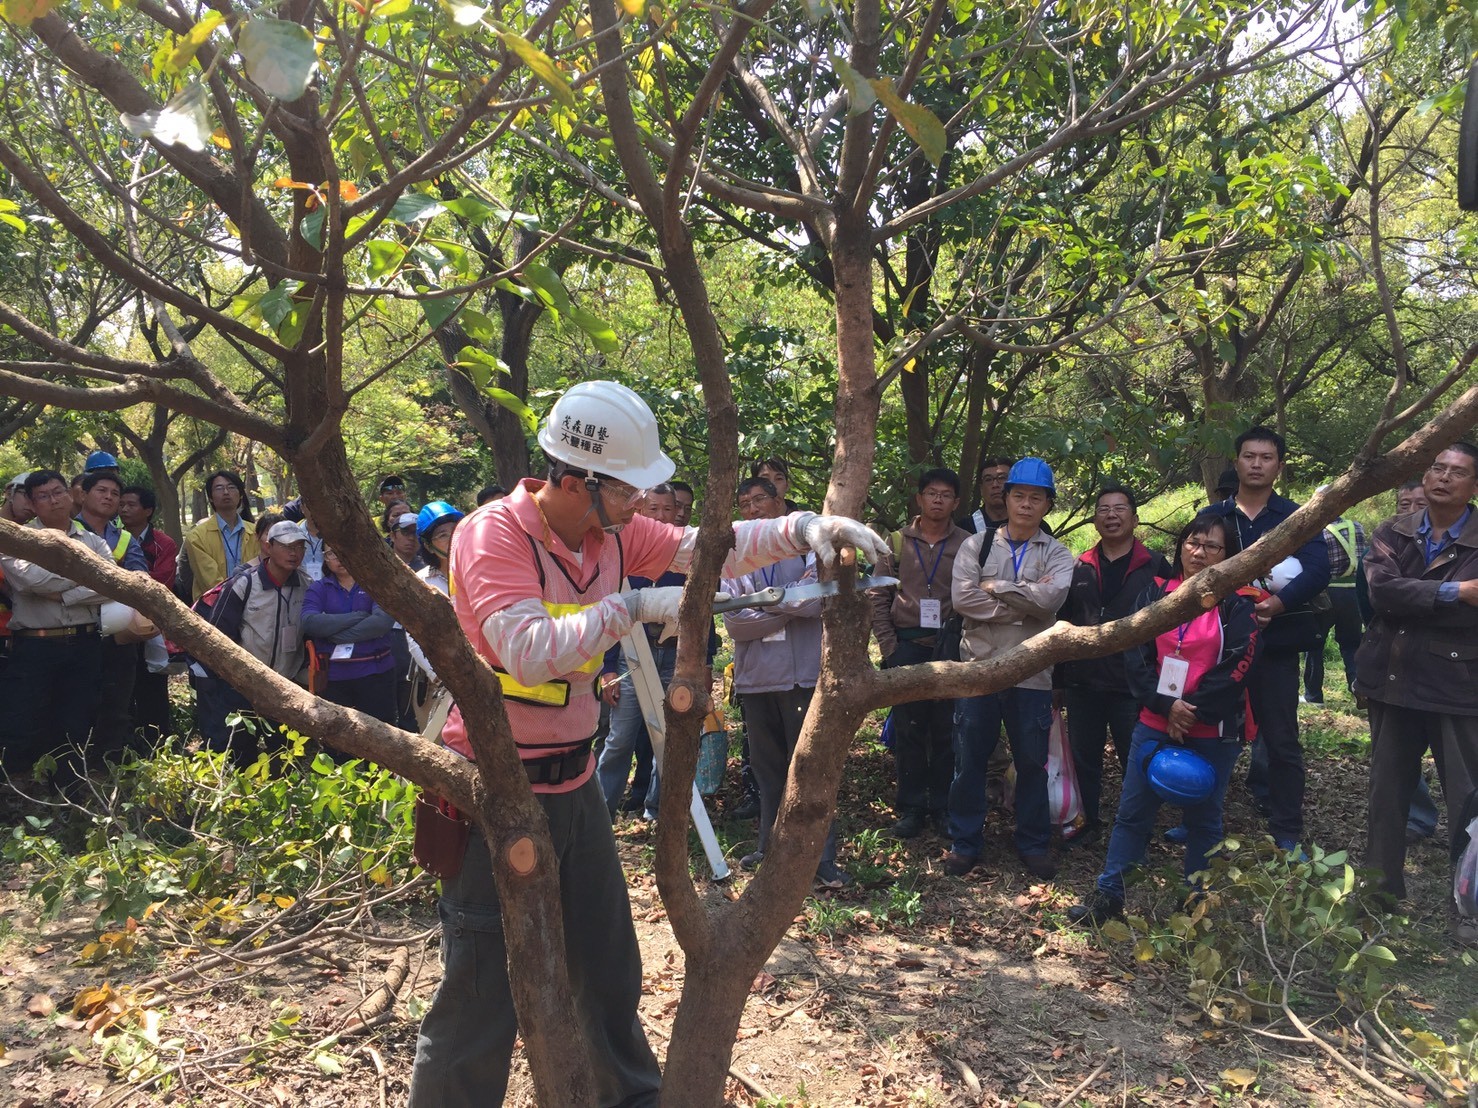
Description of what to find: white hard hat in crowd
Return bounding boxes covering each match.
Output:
[537,381,675,489]
[1262,556,1303,594]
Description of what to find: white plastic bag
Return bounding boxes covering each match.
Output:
[1046,707,1082,830]
[1455,812,1478,919]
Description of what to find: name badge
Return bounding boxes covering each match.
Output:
[918,598,941,629]
[331,643,355,661]
[762,626,787,643]
[1158,655,1191,698]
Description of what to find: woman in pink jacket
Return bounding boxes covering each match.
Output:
[1069,511,1260,925]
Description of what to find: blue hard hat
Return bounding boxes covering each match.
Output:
[1143,742,1217,806]
[417,500,465,540]
[1005,456,1055,496]
[85,450,119,472]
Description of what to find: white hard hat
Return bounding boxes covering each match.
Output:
[1262,556,1303,594]
[537,381,675,488]
[100,600,136,636]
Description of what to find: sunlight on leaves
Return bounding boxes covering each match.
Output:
[239,17,318,101]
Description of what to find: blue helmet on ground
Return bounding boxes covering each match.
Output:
[85,450,119,472]
[1005,456,1055,497]
[417,500,465,540]
[1143,743,1217,806]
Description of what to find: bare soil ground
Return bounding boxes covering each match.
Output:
[0,698,1471,1107]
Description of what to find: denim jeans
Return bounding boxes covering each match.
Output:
[1095,722,1245,900]
[948,686,1053,857]
[1062,688,1139,826]
[595,641,675,817]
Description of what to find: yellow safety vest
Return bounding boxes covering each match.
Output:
[1328,519,1358,586]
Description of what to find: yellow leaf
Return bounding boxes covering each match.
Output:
[1,0,55,27]
[1220,1067,1258,1089]
[165,11,223,75]
[869,77,946,166]
[274,895,296,909]
[616,0,644,14]
[497,28,576,108]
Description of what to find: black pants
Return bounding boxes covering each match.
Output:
[886,639,955,819]
[1366,701,1478,899]
[1245,651,1304,842]
[1303,586,1363,701]
[324,669,399,725]
[407,776,660,1107]
[1062,688,1139,826]
[195,675,286,768]
[0,633,102,775]
[91,638,140,759]
[132,652,172,750]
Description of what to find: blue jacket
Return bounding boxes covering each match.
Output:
[1215,493,1331,653]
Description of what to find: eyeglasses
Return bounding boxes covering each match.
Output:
[1095,505,1132,516]
[30,487,69,503]
[920,489,958,501]
[595,478,650,509]
[1427,463,1475,480]
[1183,538,1225,554]
[980,474,1008,485]
[737,493,773,511]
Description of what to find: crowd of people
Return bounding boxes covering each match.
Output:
[1,390,1475,1104]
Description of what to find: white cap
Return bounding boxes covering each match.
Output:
[265,520,311,544]
[393,512,418,531]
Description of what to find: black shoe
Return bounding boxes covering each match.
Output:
[1067,891,1124,927]
[1062,819,1101,847]
[1019,851,1057,880]
[731,792,760,820]
[941,851,978,877]
[619,793,645,814]
[891,812,926,839]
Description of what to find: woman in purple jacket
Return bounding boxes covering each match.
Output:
[1068,512,1259,925]
[302,546,398,727]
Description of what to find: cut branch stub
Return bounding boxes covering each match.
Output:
[507,836,537,876]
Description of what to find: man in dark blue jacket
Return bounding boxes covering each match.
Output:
[1216,427,1331,851]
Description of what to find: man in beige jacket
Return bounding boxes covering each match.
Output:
[945,457,1073,880]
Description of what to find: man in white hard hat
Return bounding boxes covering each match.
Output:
[407,380,887,1107]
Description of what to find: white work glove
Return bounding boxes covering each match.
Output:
[622,586,686,642]
[800,514,890,569]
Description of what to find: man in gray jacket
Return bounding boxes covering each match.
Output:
[722,477,850,888]
[0,469,116,777]
[945,458,1074,880]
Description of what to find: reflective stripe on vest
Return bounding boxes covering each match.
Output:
[1328,519,1358,582]
[111,529,133,564]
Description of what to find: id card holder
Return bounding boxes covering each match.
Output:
[331,643,355,661]
[918,598,941,629]
[762,627,787,643]
[1157,655,1190,698]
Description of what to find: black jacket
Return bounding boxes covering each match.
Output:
[1055,539,1172,692]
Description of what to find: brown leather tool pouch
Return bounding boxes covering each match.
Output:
[412,794,471,881]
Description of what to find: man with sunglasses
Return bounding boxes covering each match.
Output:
[408,380,888,1107]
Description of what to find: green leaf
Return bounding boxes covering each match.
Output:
[390,192,446,224]
[441,0,486,26]
[520,262,570,315]
[364,240,406,281]
[416,288,459,331]
[368,0,413,16]
[1363,944,1397,964]
[1098,919,1133,943]
[458,308,497,342]
[831,53,876,117]
[566,305,618,352]
[487,387,538,434]
[255,283,300,329]
[121,82,212,153]
[165,12,224,75]
[869,78,946,166]
[238,17,318,102]
[496,28,575,109]
[442,196,497,222]
[453,345,508,389]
